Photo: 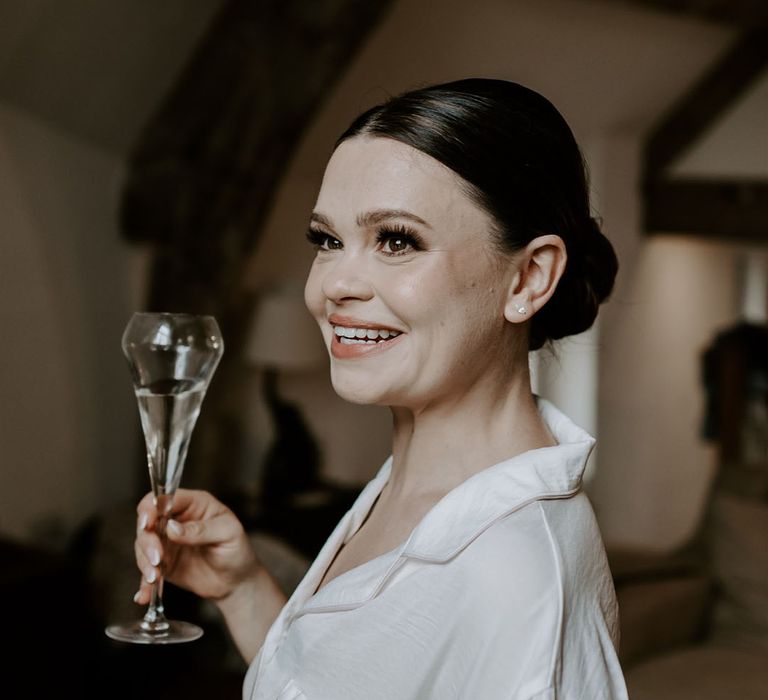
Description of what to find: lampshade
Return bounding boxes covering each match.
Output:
[244,289,327,370]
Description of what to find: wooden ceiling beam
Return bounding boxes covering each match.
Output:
[642,22,768,243]
[644,179,768,242]
[644,25,768,179]
[620,0,768,27]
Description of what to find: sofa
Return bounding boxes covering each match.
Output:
[611,491,768,699]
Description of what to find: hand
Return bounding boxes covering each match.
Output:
[133,489,259,606]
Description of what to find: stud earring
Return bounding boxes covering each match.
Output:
[516,305,527,315]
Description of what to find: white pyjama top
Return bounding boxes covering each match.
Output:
[244,397,629,699]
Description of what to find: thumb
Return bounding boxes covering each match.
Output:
[166,515,236,546]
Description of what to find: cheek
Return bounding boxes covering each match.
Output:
[395,255,467,301]
[393,255,499,323]
[304,262,324,320]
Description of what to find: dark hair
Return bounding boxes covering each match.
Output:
[336,79,618,351]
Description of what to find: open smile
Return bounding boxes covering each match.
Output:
[334,325,402,344]
[328,315,405,359]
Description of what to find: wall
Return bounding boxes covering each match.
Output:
[595,233,765,549]
[586,127,768,550]
[0,103,143,543]
[672,66,768,179]
[0,0,223,153]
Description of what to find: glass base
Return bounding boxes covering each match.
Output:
[105,619,203,645]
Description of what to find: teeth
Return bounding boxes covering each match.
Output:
[333,325,401,342]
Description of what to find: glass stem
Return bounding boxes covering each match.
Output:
[140,503,171,634]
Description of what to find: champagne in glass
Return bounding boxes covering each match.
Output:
[105,312,223,644]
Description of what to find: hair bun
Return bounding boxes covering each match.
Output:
[582,216,618,302]
[529,216,618,350]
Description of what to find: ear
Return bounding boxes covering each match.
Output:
[503,235,567,324]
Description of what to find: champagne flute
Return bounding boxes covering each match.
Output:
[106,312,224,644]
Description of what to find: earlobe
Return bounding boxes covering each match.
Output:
[503,298,530,324]
[503,282,531,324]
[502,266,529,323]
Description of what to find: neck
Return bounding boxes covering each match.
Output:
[383,362,557,504]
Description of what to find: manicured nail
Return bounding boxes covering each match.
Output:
[138,513,148,531]
[148,547,160,567]
[145,568,156,584]
[133,591,142,603]
[167,520,182,537]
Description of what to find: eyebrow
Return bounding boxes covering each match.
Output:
[309,209,432,230]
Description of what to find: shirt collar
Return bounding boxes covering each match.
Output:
[291,398,594,617]
[386,397,595,563]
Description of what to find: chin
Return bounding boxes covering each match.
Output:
[329,370,394,406]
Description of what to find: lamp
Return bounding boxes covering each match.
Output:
[244,285,327,504]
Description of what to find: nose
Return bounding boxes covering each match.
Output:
[320,252,374,305]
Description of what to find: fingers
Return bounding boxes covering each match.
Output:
[136,489,224,532]
[135,531,162,584]
[169,488,228,522]
[135,501,170,599]
[165,512,240,547]
[136,492,155,531]
[133,575,155,606]
[132,490,240,606]
[133,534,160,606]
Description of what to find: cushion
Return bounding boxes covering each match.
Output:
[708,493,768,651]
[615,574,710,666]
[626,645,768,700]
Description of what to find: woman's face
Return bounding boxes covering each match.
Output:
[304,136,521,408]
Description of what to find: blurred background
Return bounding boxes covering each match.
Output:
[1,0,766,697]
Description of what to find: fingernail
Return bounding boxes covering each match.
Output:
[167,519,182,537]
[138,513,148,531]
[148,547,160,567]
[145,568,156,584]
[133,591,142,603]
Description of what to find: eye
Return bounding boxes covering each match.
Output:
[376,225,423,256]
[306,227,343,251]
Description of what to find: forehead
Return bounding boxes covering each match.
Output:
[315,136,489,231]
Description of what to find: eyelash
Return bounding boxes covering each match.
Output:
[306,228,341,250]
[377,225,424,256]
[305,225,423,257]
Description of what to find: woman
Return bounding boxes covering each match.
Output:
[134,79,628,699]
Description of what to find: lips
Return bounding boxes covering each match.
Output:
[328,314,405,359]
[334,326,401,344]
